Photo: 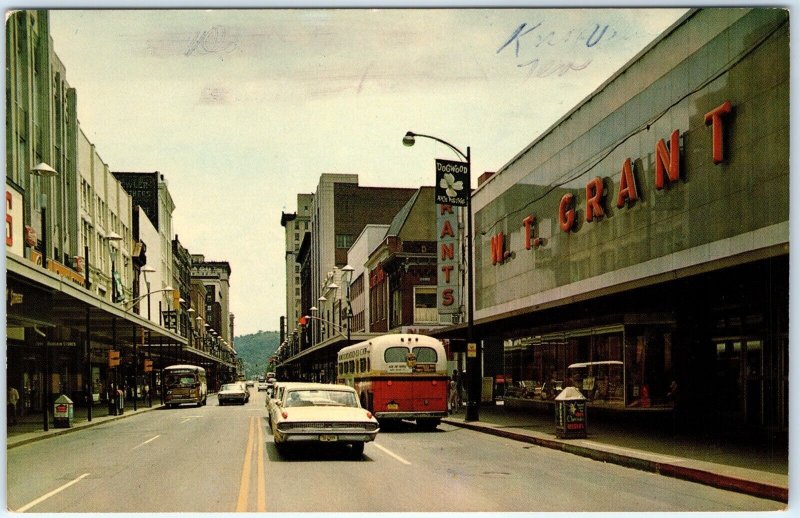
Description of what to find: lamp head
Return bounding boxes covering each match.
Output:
[310,306,317,312]
[318,296,327,302]
[402,131,416,147]
[327,283,339,290]
[30,162,58,178]
[142,266,156,274]
[106,231,123,242]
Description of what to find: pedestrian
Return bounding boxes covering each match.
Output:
[454,369,464,409]
[7,385,19,426]
[449,371,459,413]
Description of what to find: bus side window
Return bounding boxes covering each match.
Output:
[360,358,366,372]
[349,360,355,373]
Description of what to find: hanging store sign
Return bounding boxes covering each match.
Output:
[5,184,23,256]
[435,159,470,206]
[437,203,461,316]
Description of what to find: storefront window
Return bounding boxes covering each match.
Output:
[625,326,673,408]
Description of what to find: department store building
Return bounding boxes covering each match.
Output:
[471,8,788,435]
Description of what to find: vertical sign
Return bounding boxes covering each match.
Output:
[435,159,470,206]
[6,184,23,257]
[437,203,460,317]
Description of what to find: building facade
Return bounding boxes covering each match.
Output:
[280,193,313,343]
[309,174,416,346]
[471,8,788,435]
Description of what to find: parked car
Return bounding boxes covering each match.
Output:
[218,383,249,405]
[245,380,255,388]
[269,383,379,457]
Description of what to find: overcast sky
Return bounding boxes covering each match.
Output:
[47,7,688,337]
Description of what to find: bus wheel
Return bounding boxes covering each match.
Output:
[417,418,440,431]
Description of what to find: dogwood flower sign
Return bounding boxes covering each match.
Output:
[435,159,470,207]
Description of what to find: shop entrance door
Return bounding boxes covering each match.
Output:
[712,338,763,427]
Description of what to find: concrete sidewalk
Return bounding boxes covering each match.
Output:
[443,403,788,503]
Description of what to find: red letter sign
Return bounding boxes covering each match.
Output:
[616,158,639,208]
[655,130,681,190]
[705,100,732,164]
[585,177,605,222]
[559,193,575,232]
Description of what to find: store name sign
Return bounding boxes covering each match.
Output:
[490,100,733,266]
[5,185,23,257]
[437,203,461,315]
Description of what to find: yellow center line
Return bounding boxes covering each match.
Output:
[235,417,256,512]
[256,418,266,511]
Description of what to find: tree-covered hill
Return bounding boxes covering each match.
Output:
[233,330,280,378]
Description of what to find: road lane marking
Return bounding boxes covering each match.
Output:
[372,443,411,465]
[235,416,256,512]
[16,473,91,512]
[256,418,266,511]
[131,435,161,450]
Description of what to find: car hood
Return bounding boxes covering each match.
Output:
[280,406,376,423]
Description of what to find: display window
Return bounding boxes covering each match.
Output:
[503,323,672,409]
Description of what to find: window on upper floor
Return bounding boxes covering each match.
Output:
[335,234,354,249]
[414,287,438,324]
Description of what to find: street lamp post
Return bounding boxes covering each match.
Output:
[403,131,479,422]
[141,265,156,321]
[342,265,355,346]
[106,231,123,303]
[30,163,58,270]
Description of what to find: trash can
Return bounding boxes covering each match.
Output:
[554,387,587,439]
[116,389,125,415]
[53,395,74,428]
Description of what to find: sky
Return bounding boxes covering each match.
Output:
[46,7,689,337]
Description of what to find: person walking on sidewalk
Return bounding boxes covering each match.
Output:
[449,373,459,413]
[7,385,19,426]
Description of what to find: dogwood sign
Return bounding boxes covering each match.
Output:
[435,159,470,206]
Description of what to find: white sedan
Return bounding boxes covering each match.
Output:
[270,383,379,457]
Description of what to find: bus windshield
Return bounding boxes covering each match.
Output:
[165,373,198,388]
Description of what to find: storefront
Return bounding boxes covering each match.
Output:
[471,9,789,436]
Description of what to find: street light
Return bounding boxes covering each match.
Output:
[141,265,156,321]
[30,162,58,269]
[403,130,479,422]
[342,264,355,346]
[106,231,123,303]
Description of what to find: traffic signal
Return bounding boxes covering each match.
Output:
[172,289,180,310]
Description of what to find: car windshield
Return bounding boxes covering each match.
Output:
[221,384,238,391]
[283,389,358,408]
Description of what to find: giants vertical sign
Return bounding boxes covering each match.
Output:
[437,203,461,317]
[6,183,23,257]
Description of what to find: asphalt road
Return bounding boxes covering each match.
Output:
[5,390,783,513]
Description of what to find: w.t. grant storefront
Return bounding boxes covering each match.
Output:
[471,8,788,436]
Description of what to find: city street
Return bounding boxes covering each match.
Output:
[6,390,782,513]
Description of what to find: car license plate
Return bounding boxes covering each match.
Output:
[387,403,399,410]
[319,435,338,442]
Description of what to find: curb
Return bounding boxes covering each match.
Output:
[7,405,161,450]
[443,418,788,504]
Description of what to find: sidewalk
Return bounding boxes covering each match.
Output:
[6,397,162,449]
[443,402,788,503]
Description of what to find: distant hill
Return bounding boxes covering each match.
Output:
[234,330,280,378]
